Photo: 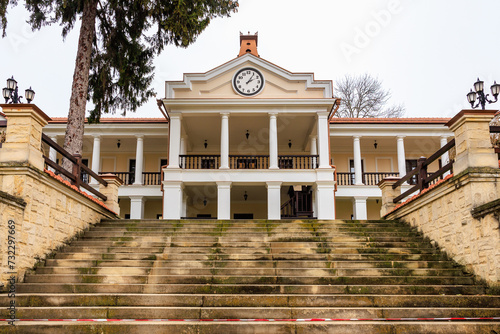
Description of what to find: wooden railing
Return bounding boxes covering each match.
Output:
[278,155,318,169]
[100,172,161,186]
[392,139,456,203]
[363,172,399,185]
[281,191,313,218]
[180,155,220,169]
[101,172,134,185]
[179,154,319,170]
[337,172,399,186]
[143,172,162,185]
[229,155,269,169]
[41,133,108,201]
[337,172,354,185]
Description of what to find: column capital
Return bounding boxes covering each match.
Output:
[268,112,278,117]
[220,112,230,117]
[216,181,232,188]
[135,134,144,140]
[169,113,182,120]
[353,135,361,140]
[92,134,101,139]
[266,181,282,189]
[396,135,406,140]
[317,111,329,119]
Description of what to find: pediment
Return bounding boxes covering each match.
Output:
[166,54,332,99]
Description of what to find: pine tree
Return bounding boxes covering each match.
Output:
[1,0,238,171]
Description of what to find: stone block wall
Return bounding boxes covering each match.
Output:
[385,168,500,286]
[0,165,116,285]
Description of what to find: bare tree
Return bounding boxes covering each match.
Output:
[334,74,405,118]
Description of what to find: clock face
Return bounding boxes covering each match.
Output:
[232,67,265,96]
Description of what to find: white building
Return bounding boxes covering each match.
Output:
[41,33,453,220]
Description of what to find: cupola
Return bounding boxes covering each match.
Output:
[238,32,259,57]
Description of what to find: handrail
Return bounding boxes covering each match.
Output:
[41,133,107,201]
[392,139,456,203]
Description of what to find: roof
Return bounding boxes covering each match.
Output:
[331,117,450,124]
[49,117,168,124]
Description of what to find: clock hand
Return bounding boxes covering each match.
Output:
[246,73,255,84]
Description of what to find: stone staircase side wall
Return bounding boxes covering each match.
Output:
[0,104,118,288]
[385,168,500,287]
[0,164,116,287]
[383,109,500,287]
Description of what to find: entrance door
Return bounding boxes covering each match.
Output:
[129,159,136,185]
[234,213,253,219]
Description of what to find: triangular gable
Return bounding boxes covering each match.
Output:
[165,54,333,99]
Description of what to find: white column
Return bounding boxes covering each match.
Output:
[310,136,318,168]
[266,181,282,219]
[353,135,363,185]
[440,136,450,176]
[316,181,336,219]
[133,135,144,185]
[217,181,231,219]
[352,196,367,220]
[269,113,278,169]
[317,112,331,168]
[181,194,188,218]
[397,136,406,178]
[90,135,101,184]
[168,114,182,168]
[163,182,183,219]
[49,136,58,173]
[130,196,145,219]
[220,112,230,169]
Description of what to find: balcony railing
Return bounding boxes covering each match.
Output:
[180,155,221,169]
[100,172,161,186]
[337,172,399,186]
[179,154,319,170]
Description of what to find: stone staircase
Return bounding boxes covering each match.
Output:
[1,219,499,333]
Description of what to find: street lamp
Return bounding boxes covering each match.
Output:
[2,76,35,104]
[466,78,499,110]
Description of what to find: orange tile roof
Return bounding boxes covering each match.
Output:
[49,117,168,124]
[331,118,450,124]
[386,173,454,216]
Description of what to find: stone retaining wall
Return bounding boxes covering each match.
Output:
[385,168,500,286]
[0,164,116,285]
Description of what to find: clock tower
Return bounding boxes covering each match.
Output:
[238,32,259,57]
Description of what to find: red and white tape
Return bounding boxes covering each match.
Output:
[1,317,499,322]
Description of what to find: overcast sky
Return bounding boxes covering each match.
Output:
[1,0,499,119]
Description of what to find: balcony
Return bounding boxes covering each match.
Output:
[179,155,319,170]
[337,172,400,186]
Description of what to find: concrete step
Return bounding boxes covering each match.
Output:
[2,294,499,308]
[2,306,499,320]
[23,274,475,285]
[34,266,466,277]
[2,321,500,334]
[15,284,485,295]
[52,252,449,261]
[43,259,457,269]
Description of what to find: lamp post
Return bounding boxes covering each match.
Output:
[466,78,499,110]
[2,76,35,104]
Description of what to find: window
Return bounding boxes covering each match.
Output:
[81,159,89,183]
[129,159,136,185]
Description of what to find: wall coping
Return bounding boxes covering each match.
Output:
[0,103,52,123]
[445,109,497,128]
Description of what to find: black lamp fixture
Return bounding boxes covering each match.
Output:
[288,139,292,149]
[374,140,378,149]
[245,130,249,140]
[117,140,121,149]
[204,140,208,149]
[466,78,500,110]
[244,191,248,201]
[2,76,35,104]
[203,197,207,206]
